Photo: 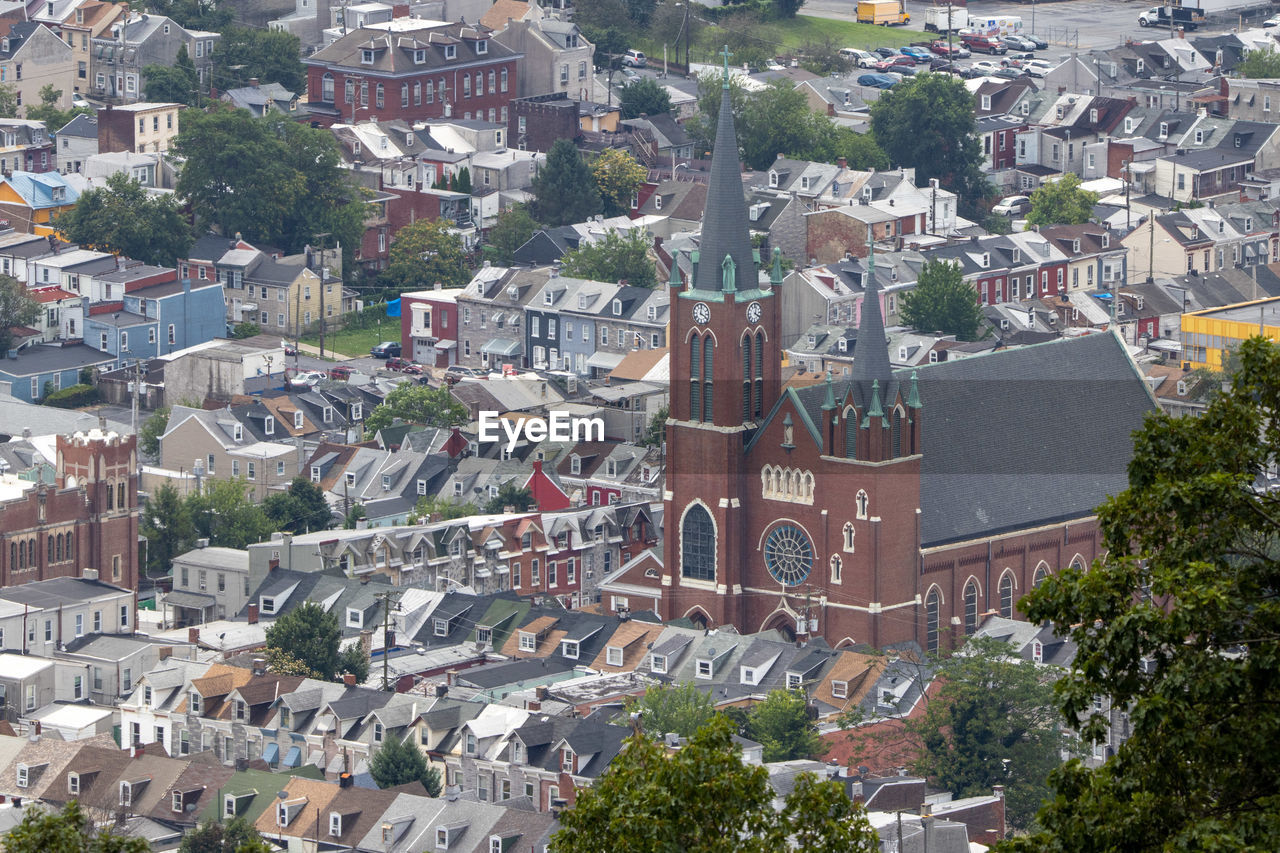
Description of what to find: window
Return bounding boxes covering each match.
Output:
[73,675,83,699]
[68,773,80,795]
[75,613,83,636]
[606,646,623,666]
[963,580,978,635]
[999,572,1014,618]
[445,44,456,60]
[696,659,712,678]
[519,632,536,652]
[926,588,940,653]
[832,680,849,699]
[681,503,715,581]
[374,722,384,742]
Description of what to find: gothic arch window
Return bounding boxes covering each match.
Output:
[855,490,869,520]
[999,571,1015,618]
[65,533,73,563]
[803,471,815,500]
[844,407,858,459]
[47,535,53,562]
[118,481,126,509]
[18,540,25,568]
[680,502,716,582]
[842,522,855,553]
[753,331,765,418]
[1069,554,1085,571]
[891,406,904,457]
[1033,563,1050,588]
[925,587,941,653]
[322,72,334,102]
[830,554,842,584]
[702,336,714,422]
[963,579,979,635]
[741,338,751,422]
[8,542,14,567]
[690,335,702,422]
[106,479,115,511]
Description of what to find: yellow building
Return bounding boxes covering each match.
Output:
[0,170,79,235]
[1181,297,1280,368]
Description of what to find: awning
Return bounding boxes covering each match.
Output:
[263,743,279,765]
[283,746,302,768]
[481,338,521,356]
[586,351,626,370]
[164,590,216,610]
[437,340,457,350]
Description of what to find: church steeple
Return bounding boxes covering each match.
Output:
[693,46,757,295]
[852,227,892,394]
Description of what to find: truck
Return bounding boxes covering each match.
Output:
[857,0,909,26]
[971,15,1023,37]
[924,7,968,33]
[1137,5,1205,30]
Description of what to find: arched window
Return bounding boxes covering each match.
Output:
[9,542,15,567]
[681,504,715,582]
[18,540,25,568]
[47,536,53,562]
[487,69,495,93]
[500,68,508,92]
[891,409,903,457]
[1033,564,1049,588]
[56,533,63,562]
[753,332,764,418]
[842,522,855,552]
[999,572,1014,618]
[118,481,126,509]
[344,78,354,103]
[844,408,858,459]
[741,341,751,422]
[400,82,409,107]
[65,533,73,563]
[702,336,714,422]
[425,80,434,103]
[322,73,335,102]
[926,588,940,653]
[963,580,978,635]
[106,479,115,511]
[690,335,702,422]
[830,554,842,583]
[375,82,384,108]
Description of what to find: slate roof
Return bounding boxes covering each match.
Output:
[690,72,756,294]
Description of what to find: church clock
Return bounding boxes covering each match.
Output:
[692,302,711,325]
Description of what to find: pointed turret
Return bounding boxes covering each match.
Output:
[693,46,757,295]
[851,229,892,398]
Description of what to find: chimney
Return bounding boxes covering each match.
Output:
[130,743,145,759]
[535,685,550,701]
[249,78,260,88]
[993,785,1005,800]
[837,156,847,169]
[247,603,259,624]
[252,657,266,675]
[188,627,199,644]
[342,673,357,686]
[527,700,541,711]
[445,669,458,686]
[339,773,354,788]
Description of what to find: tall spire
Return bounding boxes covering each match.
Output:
[852,226,892,395]
[693,45,756,295]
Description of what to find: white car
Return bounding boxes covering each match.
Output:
[1266,15,1280,27]
[288,370,327,388]
[840,48,878,68]
[992,195,1032,216]
[1024,59,1053,77]
[622,49,647,68]
[971,60,1002,76]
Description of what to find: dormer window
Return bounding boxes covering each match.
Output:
[1159,122,1168,139]
[606,646,623,666]
[361,49,375,65]
[265,416,275,435]
[1102,233,1110,248]
[768,170,779,188]
[414,49,426,64]
[323,407,334,423]
[1177,379,1187,396]
[382,474,392,491]
[606,459,617,477]
[544,290,553,305]
[651,654,667,673]
[1195,129,1204,144]
[347,608,363,628]
[233,424,243,441]
[445,44,456,60]
[561,639,579,659]
[235,700,246,720]
[561,748,574,772]
[1089,108,1098,124]
[1072,239,1081,253]
[294,411,304,429]
[476,39,488,54]
[838,338,848,353]
[612,299,622,315]
[570,455,581,475]
[189,691,202,714]
[696,659,712,678]
[69,773,80,795]
[330,813,343,837]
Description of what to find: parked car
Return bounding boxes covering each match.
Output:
[1022,33,1048,49]
[1024,59,1054,77]
[960,33,1007,55]
[930,40,967,57]
[899,45,932,63]
[993,67,1025,79]
[927,57,953,71]
[385,356,417,371]
[1002,51,1036,67]
[288,370,327,388]
[874,55,918,72]
[328,365,354,381]
[622,49,647,67]
[1002,34,1038,51]
[857,73,898,89]
[992,195,1032,216]
[872,46,899,59]
[1266,15,1280,28]
[370,341,401,358]
[282,342,297,356]
[970,60,1003,76]
[840,47,878,68]
[443,365,480,384]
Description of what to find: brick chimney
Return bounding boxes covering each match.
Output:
[188,627,199,644]
[343,673,357,686]
[247,603,259,624]
[249,78,259,88]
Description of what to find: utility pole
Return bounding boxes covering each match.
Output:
[315,232,331,359]
[374,589,403,691]
[947,0,954,74]
[1148,212,1155,282]
[130,358,141,434]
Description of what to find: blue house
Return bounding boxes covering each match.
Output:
[82,276,226,365]
[0,343,114,402]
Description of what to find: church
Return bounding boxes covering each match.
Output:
[647,61,1158,652]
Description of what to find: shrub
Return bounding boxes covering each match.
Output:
[43,383,100,408]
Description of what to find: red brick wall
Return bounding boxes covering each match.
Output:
[306,60,518,126]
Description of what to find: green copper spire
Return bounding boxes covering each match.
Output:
[668,252,682,290]
[822,370,836,411]
[770,246,783,286]
[721,44,733,89]
[721,253,736,293]
[867,378,884,419]
[907,369,922,409]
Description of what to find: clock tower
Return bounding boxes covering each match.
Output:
[665,48,783,627]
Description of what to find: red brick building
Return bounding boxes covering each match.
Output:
[651,72,1157,652]
[304,21,520,127]
[0,428,140,590]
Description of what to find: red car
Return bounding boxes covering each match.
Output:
[328,365,353,381]
[874,55,916,72]
[930,40,963,57]
[385,357,415,371]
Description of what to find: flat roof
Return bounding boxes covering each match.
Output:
[0,653,53,678]
[1188,295,1280,324]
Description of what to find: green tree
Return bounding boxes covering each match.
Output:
[1006,336,1280,851]
[591,148,648,217]
[143,0,232,31]
[264,601,344,681]
[187,478,274,549]
[3,802,150,853]
[897,637,1065,831]
[551,715,878,853]
[0,274,39,355]
[870,73,991,215]
[211,27,306,94]
[264,646,321,678]
[619,77,673,119]
[625,683,715,738]
[1239,46,1280,78]
[686,73,748,155]
[482,205,536,266]
[828,126,891,171]
[381,218,470,295]
[343,504,367,529]
[56,173,194,266]
[263,477,334,534]
[141,483,196,578]
[138,404,171,458]
[338,643,370,683]
[560,228,656,288]
[639,405,668,448]
[412,495,478,521]
[483,482,534,514]
[453,167,472,194]
[739,79,828,170]
[1025,173,1100,227]
[899,258,983,341]
[530,139,602,226]
[0,82,17,118]
[230,321,260,339]
[799,38,851,76]
[364,383,468,434]
[745,689,823,762]
[370,734,443,796]
[143,45,198,106]
[24,85,92,130]
[178,819,264,853]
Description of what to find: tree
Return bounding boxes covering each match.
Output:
[370,734,443,796]
[744,689,824,762]
[211,27,306,94]
[551,715,878,853]
[263,646,321,679]
[0,82,17,118]
[1239,46,1280,78]
[413,495,478,521]
[591,148,648,217]
[381,218,470,296]
[560,228,656,288]
[263,477,334,534]
[624,683,715,739]
[364,383,468,434]
[483,482,534,514]
[639,405,668,448]
[143,45,198,106]
[799,37,850,76]
[187,478,274,549]
[3,801,150,853]
[264,601,343,681]
[1025,173,1100,227]
[686,73,749,155]
[141,483,196,578]
[56,173,194,266]
[143,0,232,31]
[138,407,170,458]
[870,73,990,215]
[619,77,673,119]
[581,25,629,66]
[482,205,536,266]
[530,139,602,226]
[338,643,370,684]
[0,274,39,356]
[230,321,260,339]
[1005,336,1280,851]
[899,258,984,341]
[178,819,264,853]
[24,85,91,131]
[739,79,830,170]
[895,637,1065,831]
[343,504,366,529]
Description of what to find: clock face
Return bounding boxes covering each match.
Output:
[746,301,762,324]
[692,302,711,325]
